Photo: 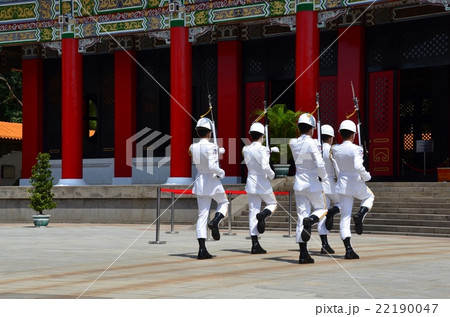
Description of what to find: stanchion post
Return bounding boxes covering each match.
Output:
[402,160,404,176]
[283,190,295,238]
[149,186,166,244]
[424,152,426,176]
[223,193,236,236]
[166,191,179,234]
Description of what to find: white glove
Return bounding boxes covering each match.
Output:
[270,147,279,153]
[216,169,225,179]
[219,147,225,155]
[362,172,371,182]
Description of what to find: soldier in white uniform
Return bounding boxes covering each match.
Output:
[317,124,341,254]
[332,120,375,259]
[289,113,328,264]
[189,117,229,260]
[242,122,277,254]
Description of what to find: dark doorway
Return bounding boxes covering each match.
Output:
[399,66,450,179]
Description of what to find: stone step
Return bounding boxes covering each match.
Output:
[274,191,450,201]
[363,213,450,221]
[230,216,450,229]
[275,199,450,209]
[361,224,450,235]
[234,211,450,224]
[273,193,450,203]
[369,201,450,209]
[226,227,450,238]
[360,217,450,228]
[237,208,450,220]
[281,181,450,189]
[355,230,450,238]
[230,179,450,238]
[227,221,450,236]
[366,208,450,215]
[272,203,450,215]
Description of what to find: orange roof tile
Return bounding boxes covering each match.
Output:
[0,121,22,140]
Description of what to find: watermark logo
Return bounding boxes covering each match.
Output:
[126,127,171,175]
[126,130,295,175]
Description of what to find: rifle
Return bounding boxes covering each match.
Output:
[316,92,322,153]
[255,101,279,154]
[349,81,368,158]
[200,84,225,172]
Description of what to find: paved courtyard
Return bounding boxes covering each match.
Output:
[0,223,449,300]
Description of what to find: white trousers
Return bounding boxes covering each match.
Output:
[339,185,375,240]
[317,193,341,235]
[196,193,229,239]
[294,190,328,243]
[248,192,277,236]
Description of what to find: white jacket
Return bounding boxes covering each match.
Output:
[289,135,327,192]
[332,140,371,196]
[190,139,225,196]
[243,142,275,194]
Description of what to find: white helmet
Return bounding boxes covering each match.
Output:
[249,122,265,135]
[339,120,357,133]
[195,117,212,131]
[321,124,335,137]
[298,113,316,128]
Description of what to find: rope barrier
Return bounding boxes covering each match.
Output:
[402,158,449,174]
[152,188,293,243]
[160,188,290,196]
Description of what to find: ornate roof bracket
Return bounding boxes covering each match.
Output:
[420,0,450,10]
[41,41,62,56]
[189,26,213,43]
[268,16,296,31]
[113,36,134,51]
[215,25,240,41]
[318,9,347,28]
[78,38,100,53]
[22,45,41,59]
[338,8,365,26]
[149,30,171,45]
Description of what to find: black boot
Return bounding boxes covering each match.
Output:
[256,208,272,234]
[208,212,224,240]
[197,238,213,260]
[343,237,359,259]
[353,206,369,235]
[197,249,213,260]
[299,243,314,264]
[325,206,340,231]
[320,235,335,254]
[301,215,319,242]
[250,235,267,254]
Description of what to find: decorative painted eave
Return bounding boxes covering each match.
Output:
[0,0,448,45]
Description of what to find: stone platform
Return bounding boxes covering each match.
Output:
[0,223,448,300]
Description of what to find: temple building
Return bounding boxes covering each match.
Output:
[0,0,449,185]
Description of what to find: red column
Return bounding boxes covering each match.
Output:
[168,25,193,183]
[337,25,365,145]
[218,40,242,181]
[114,50,136,184]
[59,37,85,185]
[295,2,319,113]
[21,58,43,181]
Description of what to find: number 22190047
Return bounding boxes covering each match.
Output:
[376,304,438,314]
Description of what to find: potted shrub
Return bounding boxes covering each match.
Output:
[254,104,300,177]
[28,152,57,227]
